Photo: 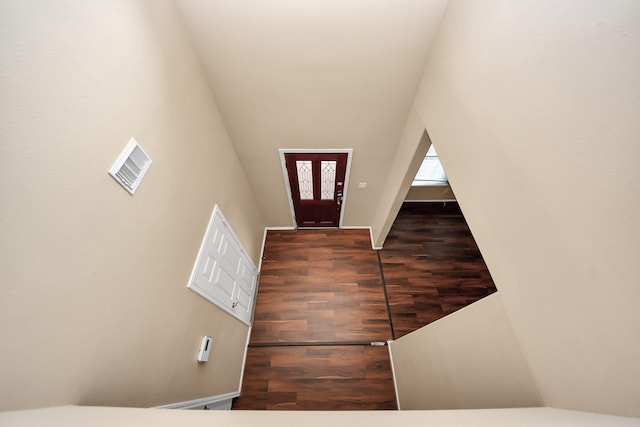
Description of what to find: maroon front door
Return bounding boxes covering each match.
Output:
[284,153,348,227]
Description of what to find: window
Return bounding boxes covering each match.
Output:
[412,144,448,186]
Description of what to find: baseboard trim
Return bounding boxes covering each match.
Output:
[403,199,457,203]
[238,325,252,394]
[260,227,297,272]
[387,339,401,410]
[341,226,382,250]
[263,225,383,250]
[154,328,252,410]
[258,228,268,272]
[154,391,240,410]
[265,226,297,230]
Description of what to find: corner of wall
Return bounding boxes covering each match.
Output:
[370,107,431,248]
[389,293,542,410]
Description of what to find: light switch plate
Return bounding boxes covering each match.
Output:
[197,336,213,362]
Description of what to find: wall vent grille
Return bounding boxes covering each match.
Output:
[109,138,152,195]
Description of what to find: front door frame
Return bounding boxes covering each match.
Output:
[279,148,353,228]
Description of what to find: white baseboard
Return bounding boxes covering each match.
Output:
[265,226,297,230]
[154,391,239,410]
[387,339,401,410]
[238,325,252,395]
[258,228,268,272]
[341,226,382,250]
[404,199,457,203]
[154,328,252,410]
[260,227,297,272]
[263,225,382,250]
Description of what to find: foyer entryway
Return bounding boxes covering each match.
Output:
[232,202,496,410]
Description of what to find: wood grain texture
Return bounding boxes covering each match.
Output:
[380,202,497,338]
[250,229,390,344]
[232,345,397,410]
[234,203,495,410]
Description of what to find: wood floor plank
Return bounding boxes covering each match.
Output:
[234,202,495,410]
[251,229,391,344]
[232,346,397,410]
[380,202,497,338]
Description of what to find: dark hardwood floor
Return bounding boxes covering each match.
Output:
[233,229,394,410]
[232,345,396,410]
[232,202,496,410]
[250,229,390,344]
[380,202,497,338]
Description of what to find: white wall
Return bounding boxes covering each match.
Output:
[0,0,264,410]
[413,0,640,417]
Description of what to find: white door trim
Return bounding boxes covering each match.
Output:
[278,149,353,228]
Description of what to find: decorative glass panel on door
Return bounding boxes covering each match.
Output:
[296,161,313,200]
[320,161,337,200]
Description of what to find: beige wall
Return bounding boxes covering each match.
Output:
[370,107,430,248]
[0,0,264,411]
[405,184,455,201]
[370,107,455,249]
[390,293,541,410]
[175,0,449,228]
[2,406,640,427]
[412,0,640,417]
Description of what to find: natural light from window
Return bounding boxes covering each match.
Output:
[412,144,448,186]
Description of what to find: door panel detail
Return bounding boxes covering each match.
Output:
[285,153,348,227]
[187,205,258,325]
[320,161,337,200]
[295,160,314,200]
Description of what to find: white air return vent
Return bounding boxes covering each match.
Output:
[109,138,152,195]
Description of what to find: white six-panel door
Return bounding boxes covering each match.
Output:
[187,205,258,325]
